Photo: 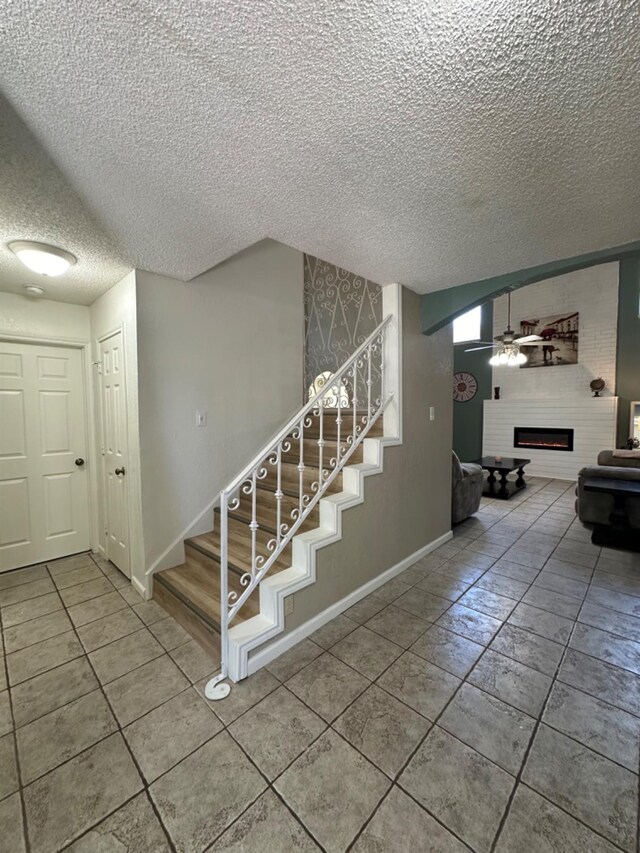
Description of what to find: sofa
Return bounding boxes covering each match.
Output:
[452,451,484,524]
[577,450,640,531]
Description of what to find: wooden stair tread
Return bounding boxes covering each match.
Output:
[155,558,259,626]
[188,524,293,576]
[221,490,319,536]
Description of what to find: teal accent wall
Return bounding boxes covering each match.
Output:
[421,240,640,336]
[616,259,640,446]
[453,302,493,462]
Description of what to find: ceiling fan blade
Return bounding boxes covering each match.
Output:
[517,341,545,346]
[515,334,544,344]
[465,345,495,352]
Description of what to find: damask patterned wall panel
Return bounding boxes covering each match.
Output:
[304,254,382,398]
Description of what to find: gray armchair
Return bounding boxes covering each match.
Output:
[577,450,640,530]
[452,452,484,524]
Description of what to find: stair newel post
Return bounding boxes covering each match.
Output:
[204,489,231,701]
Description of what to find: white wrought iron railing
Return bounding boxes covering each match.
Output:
[206,314,393,699]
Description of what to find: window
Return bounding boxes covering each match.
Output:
[453,305,482,344]
[307,372,350,408]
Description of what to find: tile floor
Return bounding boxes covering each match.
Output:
[1,477,640,852]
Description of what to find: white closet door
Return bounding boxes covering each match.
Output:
[0,342,90,571]
[100,331,130,576]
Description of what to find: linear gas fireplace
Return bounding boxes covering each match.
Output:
[514,426,574,452]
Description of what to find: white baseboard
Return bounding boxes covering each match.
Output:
[131,574,150,601]
[247,528,452,676]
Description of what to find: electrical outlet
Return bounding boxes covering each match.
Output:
[196,410,207,427]
[284,596,294,616]
[429,406,436,421]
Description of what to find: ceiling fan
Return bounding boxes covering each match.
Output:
[464,292,544,366]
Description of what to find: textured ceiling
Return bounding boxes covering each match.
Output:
[0,95,130,305]
[0,0,639,296]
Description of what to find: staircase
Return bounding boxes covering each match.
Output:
[153,307,399,691]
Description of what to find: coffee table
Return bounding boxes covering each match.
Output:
[473,456,531,500]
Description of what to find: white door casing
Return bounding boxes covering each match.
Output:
[99,331,131,576]
[0,342,90,571]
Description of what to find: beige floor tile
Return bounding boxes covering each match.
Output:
[150,732,266,851]
[353,785,468,853]
[285,653,369,723]
[275,729,390,852]
[399,726,514,853]
[7,631,83,686]
[23,733,143,853]
[169,639,218,682]
[334,684,430,777]
[148,616,192,651]
[0,733,19,800]
[0,793,26,853]
[229,686,326,780]
[67,591,128,628]
[124,688,221,782]
[3,610,72,655]
[0,592,62,628]
[197,668,280,726]
[76,607,144,653]
[16,690,117,784]
[104,654,190,726]
[89,628,164,684]
[213,789,320,851]
[377,651,460,720]
[10,656,98,728]
[66,793,171,852]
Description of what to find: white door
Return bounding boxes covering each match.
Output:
[0,342,90,571]
[99,331,130,576]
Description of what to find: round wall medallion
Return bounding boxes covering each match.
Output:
[453,371,478,402]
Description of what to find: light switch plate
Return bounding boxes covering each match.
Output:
[196,410,207,427]
[429,406,436,421]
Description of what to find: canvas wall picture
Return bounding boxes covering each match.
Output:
[519,311,579,368]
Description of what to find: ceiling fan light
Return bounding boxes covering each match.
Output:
[489,354,500,366]
[516,351,527,365]
[498,351,509,365]
[9,241,76,276]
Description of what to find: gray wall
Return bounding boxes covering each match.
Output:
[453,302,493,461]
[136,240,304,569]
[285,286,453,629]
[304,254,381,396]
[616,259,640,446]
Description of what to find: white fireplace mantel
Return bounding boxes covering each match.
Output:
[483,397,618,480]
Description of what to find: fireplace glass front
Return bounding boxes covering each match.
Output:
[514,427,574,452]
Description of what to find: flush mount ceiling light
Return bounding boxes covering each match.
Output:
[9,241,76,276]
[23,284,46,297]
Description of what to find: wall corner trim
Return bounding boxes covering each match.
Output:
[245,528,452,676]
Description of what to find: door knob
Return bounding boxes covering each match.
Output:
[75,458,85,466]
[115,466,126,476]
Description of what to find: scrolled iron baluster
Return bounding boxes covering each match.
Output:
[297,416,305,521]
[250,470,258,581]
